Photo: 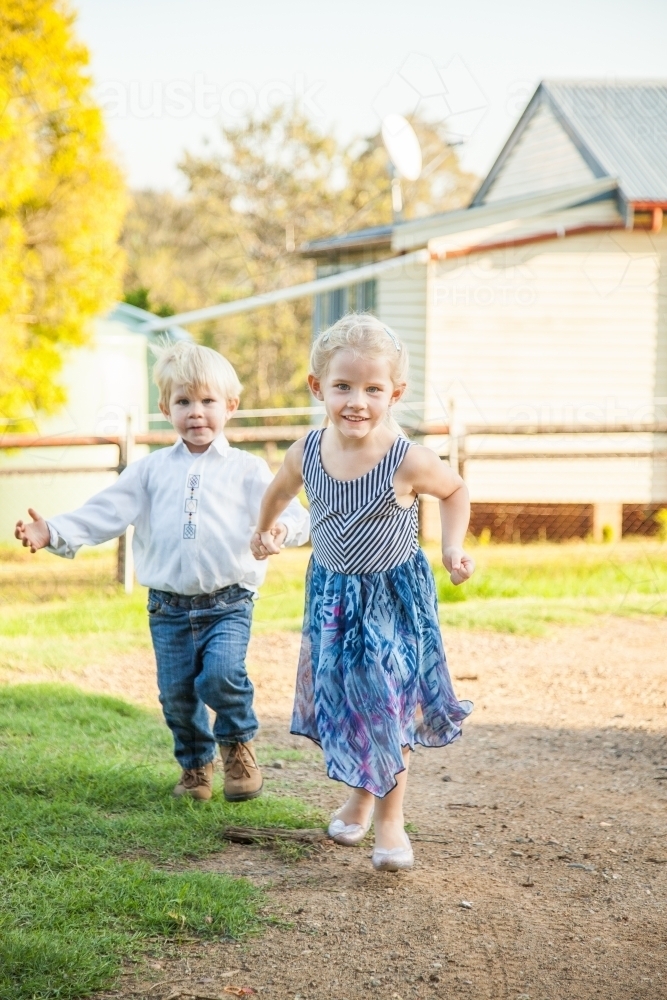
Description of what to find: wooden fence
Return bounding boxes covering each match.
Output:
[2,416,666,589]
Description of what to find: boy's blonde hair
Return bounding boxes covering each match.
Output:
[152,340,242,409]
[310,313,408,433]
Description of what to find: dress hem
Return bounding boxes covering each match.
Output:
[289,722,469,798]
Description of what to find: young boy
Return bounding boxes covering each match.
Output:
[15,341,309,802]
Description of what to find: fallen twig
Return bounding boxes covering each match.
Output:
[221,826,329,845]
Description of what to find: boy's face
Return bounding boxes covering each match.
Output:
[161,383,238,453]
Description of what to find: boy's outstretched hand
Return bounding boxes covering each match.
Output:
[15,509,50,553]
[443,545,475,586]
[250,523,287,561]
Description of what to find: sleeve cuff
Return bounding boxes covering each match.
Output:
[279,509,310,547]
[46,522,76,559]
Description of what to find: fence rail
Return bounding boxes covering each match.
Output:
[4,419,667,589]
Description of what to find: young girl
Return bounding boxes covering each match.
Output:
[251,314,474,871]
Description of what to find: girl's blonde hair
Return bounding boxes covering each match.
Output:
[310,313,408,434]
[152,340,242,409]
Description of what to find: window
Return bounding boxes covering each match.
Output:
[314,279,376,333]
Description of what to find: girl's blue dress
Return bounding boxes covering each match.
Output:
[291,430,473,797]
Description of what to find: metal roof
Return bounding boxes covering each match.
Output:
[300,223,393,257]
[544,81,667,203]
[474,80,667,206]
[106,302,191,341]
[392,177,618,252]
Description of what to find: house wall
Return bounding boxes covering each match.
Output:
[0,322,149,542]
[480,101,599,204]
[424,228,667,503]
[376,262,428,420]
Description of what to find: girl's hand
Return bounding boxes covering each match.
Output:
[15,509,50,553]
[443,546,475,585]
[250,523,287,560]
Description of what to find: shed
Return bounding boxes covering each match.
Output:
[302,80,667,541]
[0,303,189,542]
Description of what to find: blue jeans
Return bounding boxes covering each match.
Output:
[148,585,258,770]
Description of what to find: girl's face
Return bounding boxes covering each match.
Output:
[308,349,405,440]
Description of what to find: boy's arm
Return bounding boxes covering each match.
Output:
[399,445,474,585]
[16,461,146,558]
[251,440,305,559]
[15,509,50,553]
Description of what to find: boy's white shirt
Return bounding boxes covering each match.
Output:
[46,434,309,595]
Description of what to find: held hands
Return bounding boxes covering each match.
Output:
[15,509,50,553]
[250,522,288,561]
[443,545,475,586]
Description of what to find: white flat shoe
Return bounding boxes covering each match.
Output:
[372,831,414,872]
[327,807,373,846]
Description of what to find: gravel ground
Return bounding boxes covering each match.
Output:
[14,615,667,1000]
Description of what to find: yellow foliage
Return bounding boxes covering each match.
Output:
[0,0,127,427]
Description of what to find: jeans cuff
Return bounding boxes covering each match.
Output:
[177,752,217,769]
[217,729,258,747]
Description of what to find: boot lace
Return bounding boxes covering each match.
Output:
[181,766,210,789]
[224,743,256,779]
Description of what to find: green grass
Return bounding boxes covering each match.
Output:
[433,542,667,601]
[0,684,322,1000]
[1,538,666,657]
[252,548,311,631]
[430,539,667,634]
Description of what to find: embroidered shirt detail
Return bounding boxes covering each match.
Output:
[183,464,203,541]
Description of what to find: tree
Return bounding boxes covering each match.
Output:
[0,0,126,429]
[122,107,476,408]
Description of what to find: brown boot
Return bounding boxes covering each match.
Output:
[173,762,214,801]
[219,741,263,802]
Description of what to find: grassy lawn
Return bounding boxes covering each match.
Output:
[0,540,666,674]
[0,683,321,1000]
[431,538,667,633]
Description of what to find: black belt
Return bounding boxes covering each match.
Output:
[149,583,252,610]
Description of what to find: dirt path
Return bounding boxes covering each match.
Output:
[16,616,667,1000]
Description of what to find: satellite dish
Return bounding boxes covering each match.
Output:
[381,114,422,181]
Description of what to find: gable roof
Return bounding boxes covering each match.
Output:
[473,80,667,206]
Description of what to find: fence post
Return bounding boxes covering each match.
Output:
[446,397,467,480]
[448,398,459,474]
[458,427,467,481]
[116,414,135,593]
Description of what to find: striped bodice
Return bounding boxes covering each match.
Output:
[302,429,419,574]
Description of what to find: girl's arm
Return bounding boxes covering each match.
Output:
[396,445,474,585]
[250,439,305,560]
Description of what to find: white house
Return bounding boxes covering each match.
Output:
[0,303,189,542]
[302,80,667,541]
